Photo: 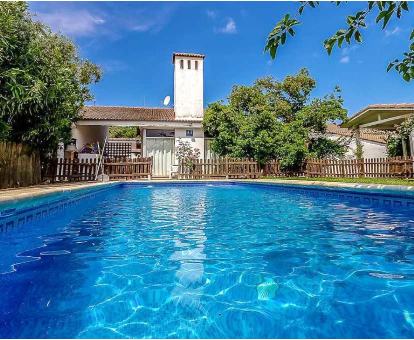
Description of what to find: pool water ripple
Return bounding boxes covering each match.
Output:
[1,184,414,338]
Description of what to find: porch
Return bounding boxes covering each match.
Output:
[71,105,212,178]
[341,103,414,157]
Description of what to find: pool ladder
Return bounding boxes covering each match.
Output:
[95,136,108,181]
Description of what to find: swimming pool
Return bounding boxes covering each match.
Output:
[1,182,414,338]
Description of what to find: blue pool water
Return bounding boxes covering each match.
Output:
[1,182,414,338]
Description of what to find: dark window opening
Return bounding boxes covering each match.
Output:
[195,60,198,70]
[146,129,175,138]
[187,60,191,69]
[180,60,184,69]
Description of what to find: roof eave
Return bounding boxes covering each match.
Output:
[172,52,206,64]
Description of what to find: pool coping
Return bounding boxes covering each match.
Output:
[247,178,414,195]
[0,181,116,203]
[1,178,414,204]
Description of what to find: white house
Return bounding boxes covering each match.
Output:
[71,52,414,177]
[326,124,387,158]
[72,52,208,177]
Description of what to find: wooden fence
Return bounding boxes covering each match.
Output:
[44,157,152,182]
[104,157,152,180]
[178,157,261,179]
[42,155,414,182]
[263,160,305,177]
[264,157,414,179]
[305,158,363,178]
[0,142,41,189]
[44,158,99,182]
[363,157,413,178]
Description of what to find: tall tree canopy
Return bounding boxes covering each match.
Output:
[203,69,348,168]
[0,2,102,156]
[109,126,138,139]
[265,1,414,82]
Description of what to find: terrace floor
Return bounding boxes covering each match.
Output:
[0,181,113,203]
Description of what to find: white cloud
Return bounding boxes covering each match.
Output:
[341,45,358,55]
[339,45,358,63]
[206,10,217,19]
[32,3,178,39]
[35,11,105,37]
[215,18,237,34]
[102,60,130,72]
[128,5,176,33]
[385,27,400,37]
[132,24,150,32]
[340,56,350,63]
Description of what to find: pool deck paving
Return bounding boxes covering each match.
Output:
[0,181,113,203]
[1,178,414,204]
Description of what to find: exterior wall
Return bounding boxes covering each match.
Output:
[174,128,204,163]
[72,124,108,151]
[410,132,414,157]
[327,134,387,158]
[142,128,205,160]
[174,56,204,120]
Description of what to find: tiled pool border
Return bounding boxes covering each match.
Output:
[2,179,414,233]
[0,184,118,232]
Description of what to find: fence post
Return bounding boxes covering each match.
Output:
[358,157,365,178]
[225,155,229,180]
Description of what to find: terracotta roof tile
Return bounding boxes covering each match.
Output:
[80,106,175,121]
[326,124,387,144]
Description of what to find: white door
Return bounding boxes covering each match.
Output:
[146,138,175,176]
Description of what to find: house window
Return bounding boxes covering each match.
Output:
[187,60,191,69]
[180,60,184,69]
[195,60,198,70]
[186,130,193,137]
[146,129,175,138]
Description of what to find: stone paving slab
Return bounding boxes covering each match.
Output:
[0,181,115,203]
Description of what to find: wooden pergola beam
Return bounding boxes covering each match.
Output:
[359,113,413,129]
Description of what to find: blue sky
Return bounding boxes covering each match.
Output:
[29,1,414,116]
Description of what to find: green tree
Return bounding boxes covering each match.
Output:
[203,69,348,168]
[385,115,414,156]
[109,126,138,139]
[386,135,403,156]
[265,1,414,82]
[0,2,102,157]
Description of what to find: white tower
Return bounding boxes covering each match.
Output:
[172,52,205,120]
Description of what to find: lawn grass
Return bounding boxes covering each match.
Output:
[261,176,414,186]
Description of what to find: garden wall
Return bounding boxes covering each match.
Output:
[0,142,41,189]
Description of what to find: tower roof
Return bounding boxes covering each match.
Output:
[172,52,205,63]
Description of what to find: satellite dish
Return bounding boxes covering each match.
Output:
[163,96,171,106]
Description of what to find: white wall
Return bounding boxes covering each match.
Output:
[72,124,108,151]
[174,56,204,120]
[328,134,387,158]
[410,132,414,157]
[174,128,204,162]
